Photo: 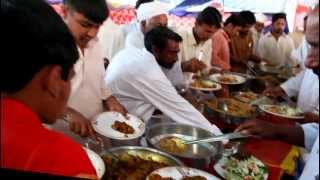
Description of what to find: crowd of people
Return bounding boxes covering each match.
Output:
[2,0,319,179]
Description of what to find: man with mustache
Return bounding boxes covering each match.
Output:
[105,27,222,136]
[257,13,297,67]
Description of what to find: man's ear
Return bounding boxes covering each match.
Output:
[42,65,63,98]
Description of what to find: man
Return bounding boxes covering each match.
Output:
[2,0,97,178]
[257,13,296,67]
[125,1,169,49]
[251,13,268,56]
[212,14,242,71]
[230,11,258,72]
[52,0,127,142]
[179,7,222,79]
[105,27,222,135]
[236,5,319,179]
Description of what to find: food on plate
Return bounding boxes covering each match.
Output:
[158,137,187,154]
[206,98,256,117]
[191,79,217,89]
[182,176,207,180]
[103,153,169,180]
[234,92,259,103]
[264,105,303,117]
[218,75,238,84]
[111,121,135,135]
[148,174,173,180]
[223,155,267,180]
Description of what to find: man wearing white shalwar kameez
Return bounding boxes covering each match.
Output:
[105,27,222,135]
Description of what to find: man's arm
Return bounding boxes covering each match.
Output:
[63,107,97,140]
[235,119,305,147]
[134,77,222,135]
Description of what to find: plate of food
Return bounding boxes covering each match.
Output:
[259,105,304,119]
[232,91,260,104]
[214,154,268,180]
[209,74,246,85]
[190,79,222,92]
[92,112,145,140]
[82,147,105,179]
[147,166,220,180]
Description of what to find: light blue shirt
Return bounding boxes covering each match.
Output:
[300,123,319,180]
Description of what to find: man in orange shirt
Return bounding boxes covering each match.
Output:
[230,11,261,73]
[212,14,243,71]
[1,0,97,178]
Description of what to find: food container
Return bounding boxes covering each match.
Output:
[205,98,258,125]
[146,123,223,169]
[100,146,183,180]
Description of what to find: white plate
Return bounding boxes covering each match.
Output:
[259,105,304,119]
[92,112,145,140]
[214,156,268,180]
[209,74,246,85]
[190,81,222,92]
[83,147,105,179]
[147,166,220,180]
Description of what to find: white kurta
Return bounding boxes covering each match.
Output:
[258,32,297,67]
[300,123,319,180]
[68,40,112,120]
[178,28,213,77]
[291,37,310,70]
[281,69,319,113]
[97,19,125,61]
[105,47,222,135]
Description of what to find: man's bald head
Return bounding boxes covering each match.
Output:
[305,4,319,76]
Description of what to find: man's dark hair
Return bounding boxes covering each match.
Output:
[145,26,183,52]
[135,0,154,9]
[272,13,287,23]
[196,7,222,28]
[63,0,108,24]
[224,13,246,27]
[2,0,79,93]
[239,10,256,25]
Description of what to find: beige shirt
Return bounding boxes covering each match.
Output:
[257,32,297,67]
[178,28,212,80]
[68,39,112,120]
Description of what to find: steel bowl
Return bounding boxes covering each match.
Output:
[146,123,223,169]
[205,98,258,125]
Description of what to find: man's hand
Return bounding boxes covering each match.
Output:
[66,109,98,140]
[181,58,207,73]
[235,119,278,139]
[235,119,305,147]
[303,112,320,123]
[104,96,128,116]
[263,86,286,99]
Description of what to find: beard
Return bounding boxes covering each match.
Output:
[273,28,283,34]
[158,60,175,69]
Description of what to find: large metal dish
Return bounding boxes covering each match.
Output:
[146,123,223,169]
[100,146,183,180]
[205,98,258,125]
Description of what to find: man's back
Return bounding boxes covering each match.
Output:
[2,99,96,178]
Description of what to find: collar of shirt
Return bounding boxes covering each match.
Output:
[187,28,204,47]
[266,31,287,38]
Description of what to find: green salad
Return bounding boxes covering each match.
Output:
[223,156,268,180]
